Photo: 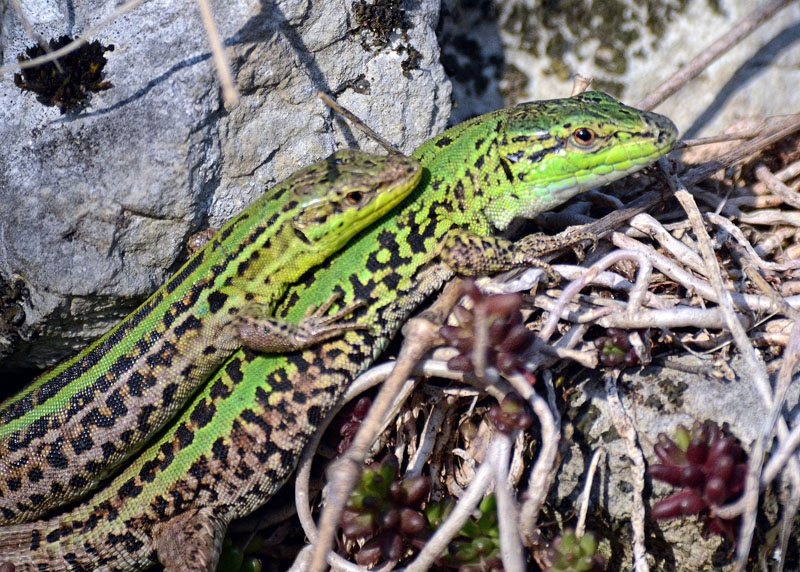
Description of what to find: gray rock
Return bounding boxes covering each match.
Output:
[0,0,451,370]
[445,1,800,136]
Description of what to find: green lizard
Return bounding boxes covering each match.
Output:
[0,91,677,571]
[0,150,421,525]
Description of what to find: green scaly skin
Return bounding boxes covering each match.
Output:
[0,150,420,524]
[0,92,677,571]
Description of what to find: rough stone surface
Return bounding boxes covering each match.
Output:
[0,0,451,370]
[440,1,800,137]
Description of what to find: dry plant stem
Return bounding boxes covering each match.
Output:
[288,546,314,572]
[405,397,447,478]
[738,209,800,227]
[576,448,605,538]
[674,188,770,572]
[509,431,527,488]
[514,378,560,545]
[525,320,597,373]
[756,164,800,209]
[0,0,149,74]
[293,360,423,567]
[597,306,752,330]
[775,160,800,182]
[295,359,460,515]
[318,91,402,155]
[539,249,651,342]
[541,370,560,429]
[729,244,798,320]
[534,344,597,369]
[613,233,800,314]
[195,0,239,107]
[537,265,600,343]
[308,279,465,572]
[473,299,491,379]
[777,480,800,572]
[705,212,800,273]
[675,126,787,150]
[570,74,593,96]
[678,189,772,406]
[627,213,706,274]
[554,265,668,308]
[681,115,800,185]
[400,440,500,572]
[603,371,649,572]
[637,0,794,110]
[494,435,526,572]
[760,319,800,485]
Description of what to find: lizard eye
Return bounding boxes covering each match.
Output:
[346,191,364,205]
[572,128,596,146]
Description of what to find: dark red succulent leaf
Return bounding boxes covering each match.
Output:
[401,476,432,506]
[703,476,729,505]
[679,465,705,488]
[654,434,686,465]
[708,516,738,541]
[704,438,734,470]
[685,436,708,465]
[381,530,404,561]
[708,454,735,482]
[652,490,708,519]
[341,457,432,567]
[499,324,531,352]
[648,463,684,488]
[447,354,475,373]
[355,537,383,567]
[729,464,747,494]
[378,508,400,529]
[399,508,427,535]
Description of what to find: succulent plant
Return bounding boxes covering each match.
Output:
[488,394,533,435]
[214,536,263,572]
[334,396,372,453]
[648,421,747,539]
[440,281,535,377]
[545,529,605,572]
[594,328,641,367]
[426,494,503,572]
[340,457,431,566]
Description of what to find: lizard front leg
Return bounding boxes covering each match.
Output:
[440,227,595,279]
[231,291,367,353]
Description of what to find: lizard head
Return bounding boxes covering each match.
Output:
[290,150,421,250]
[485,91,678,230]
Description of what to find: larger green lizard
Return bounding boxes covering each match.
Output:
[0,91,677,571]
[0,150,421,524]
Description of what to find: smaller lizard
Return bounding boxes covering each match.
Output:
[0,149,420,524]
